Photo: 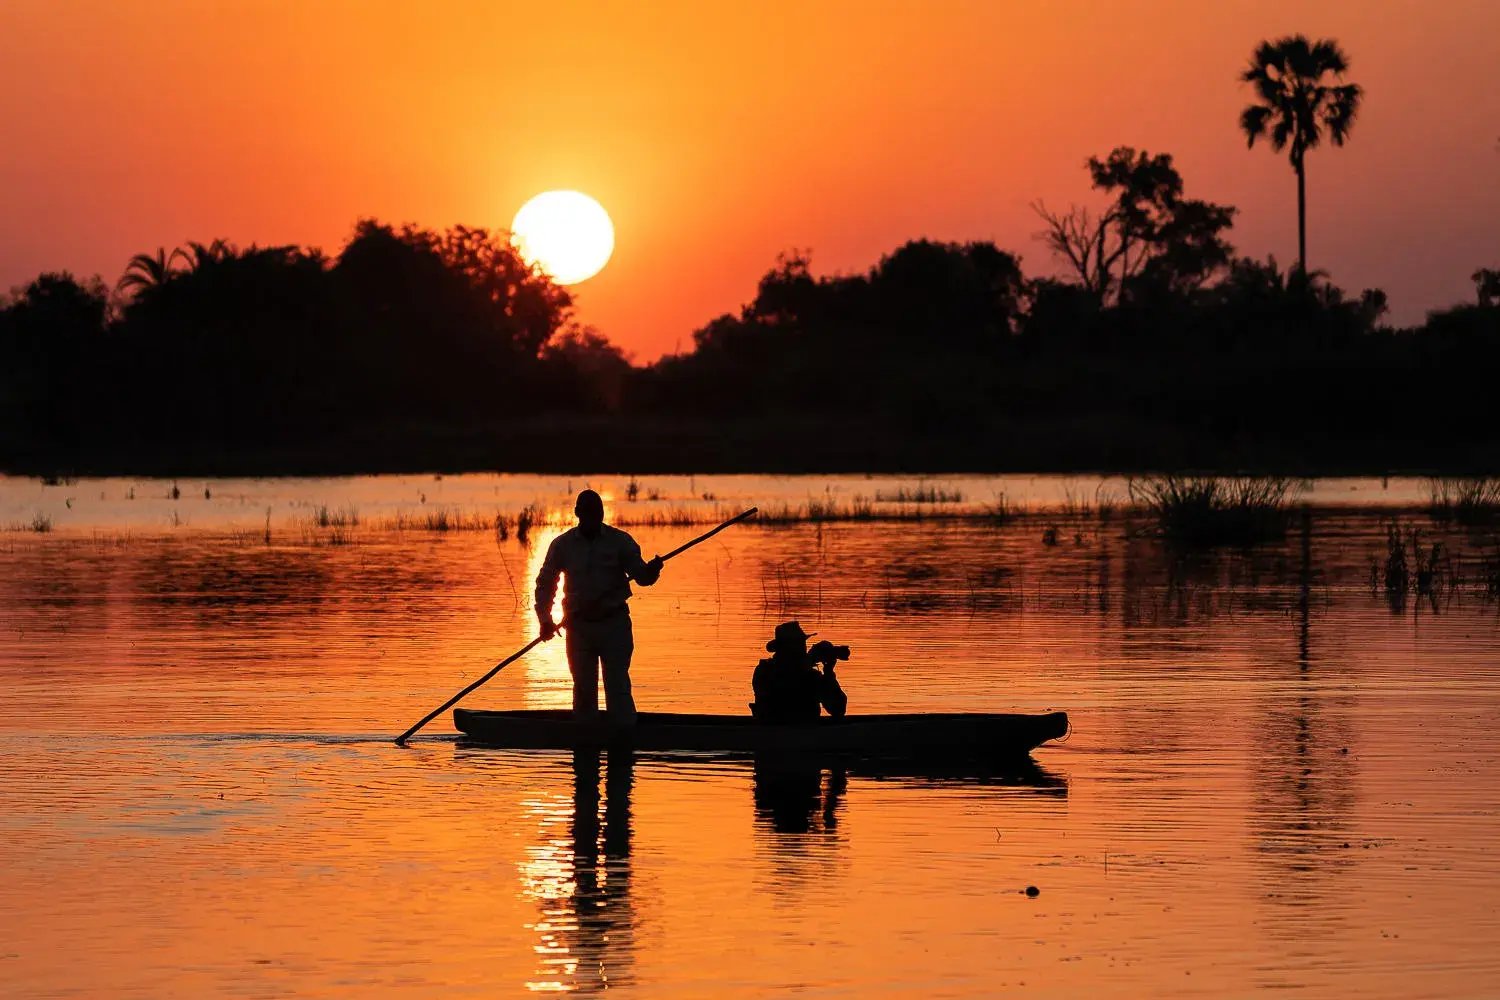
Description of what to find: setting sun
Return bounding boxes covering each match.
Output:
[510,190,614,285]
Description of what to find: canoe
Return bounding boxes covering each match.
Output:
[453,708,1069,759]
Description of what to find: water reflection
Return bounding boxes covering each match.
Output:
[516,748,635,995]
[8,496,1500,995]
[753,755,847,835]
[751,753,1069,838]
[1250,512,1359,963]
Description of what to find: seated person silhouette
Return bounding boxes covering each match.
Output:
[751,620,849,723]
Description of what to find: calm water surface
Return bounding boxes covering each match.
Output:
[3,474,1499,997]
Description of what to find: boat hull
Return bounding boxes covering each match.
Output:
[453,708,1069,759]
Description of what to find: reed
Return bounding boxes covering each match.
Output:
[1128,475,1300,546]
[1372,522,1453,599]
[1479,543,1500,598]
[90,530,135,549]
[1427,477,1500,523]
[989,492,1014,523]
[1058,483,1119,520]
[612,505,719,528]
[873,483,964,503]
[312,504,360,528]
[516,504,539,543]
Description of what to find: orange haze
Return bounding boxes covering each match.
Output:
[2,0,1497,358]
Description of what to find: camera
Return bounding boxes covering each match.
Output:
[809,640,851,667]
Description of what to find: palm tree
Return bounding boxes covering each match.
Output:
[115,246,187,296]
[1239,35,1362,273]
[180,239,235,271]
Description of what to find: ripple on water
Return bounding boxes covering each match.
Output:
[2,496,1499,997]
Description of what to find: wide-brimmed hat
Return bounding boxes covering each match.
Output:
[766,620,816,652]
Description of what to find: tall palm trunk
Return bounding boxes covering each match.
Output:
[1296,160,1307,274]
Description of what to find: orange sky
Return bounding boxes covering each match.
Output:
[2,0,1496,358]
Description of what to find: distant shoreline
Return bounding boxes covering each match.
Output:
[5,414,1496,478]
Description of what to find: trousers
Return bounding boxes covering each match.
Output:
[565,609,637,724]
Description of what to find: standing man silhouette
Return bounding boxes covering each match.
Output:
[535,489,663,725]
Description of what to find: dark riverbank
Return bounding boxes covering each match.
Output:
[7,219,1498,481]
[5,412,1496,479]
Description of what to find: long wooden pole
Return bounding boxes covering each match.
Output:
[393,507,758,746]
[657,506,758,562]
[393,637,545,746]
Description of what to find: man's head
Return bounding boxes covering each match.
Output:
[766,620,816,655]
[575,489,605,537]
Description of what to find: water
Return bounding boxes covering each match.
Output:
[3,474,1499,997]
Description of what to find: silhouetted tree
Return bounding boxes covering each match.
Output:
[0,272,109,449]
[869,239,1027,343]
[1206,255,1384,342]
[179,239,234,272]
[328,220,573,423]
[1240,35,1362,272]
[113,242,335,442]
[745,251,821,328]
[436,224,574,358]
[543,326,634,411]
[115,247,186,298]
[1033,147,1234,303]
[1473,267,1500,307]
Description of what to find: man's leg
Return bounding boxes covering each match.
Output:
[566,623,601,719]
[599,613,637,726]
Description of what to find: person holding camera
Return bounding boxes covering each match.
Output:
[751,620,849,723]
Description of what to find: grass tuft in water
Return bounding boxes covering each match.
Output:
[1427,477,1500,524]
[873,483,964,504]
[1129,475,1300,546]
[1371,522,1455,603]
[516,505,539,543]
[312,504,360,529]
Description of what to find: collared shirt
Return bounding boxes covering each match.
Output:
[535,524,656,624]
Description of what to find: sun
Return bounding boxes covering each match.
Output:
[510,190,614,285]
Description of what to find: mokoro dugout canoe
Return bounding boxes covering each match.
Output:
[453,708,1069,758]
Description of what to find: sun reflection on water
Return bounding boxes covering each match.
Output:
[517,750,636,994]
[521,521,572,708]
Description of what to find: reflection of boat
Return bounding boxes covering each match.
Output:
[454,709,1068,760]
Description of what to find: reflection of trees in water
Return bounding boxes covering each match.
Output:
[522,748,635,995]
[746,510,1500,629]
[1249,514,1358,961]
[1116,536,1326,629]
[1248,684,1360,967]
[742,514,1366,626]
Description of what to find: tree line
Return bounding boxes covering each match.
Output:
[0,220,631,466]
[3,34,1497,473]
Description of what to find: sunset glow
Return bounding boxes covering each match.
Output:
[2,3,1496,357]
[511,190,615,285]
[6,1,1500,995]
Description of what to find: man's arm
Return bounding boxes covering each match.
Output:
[820,667,848,718]
[534,535,564,637]
[622,533,663,586]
